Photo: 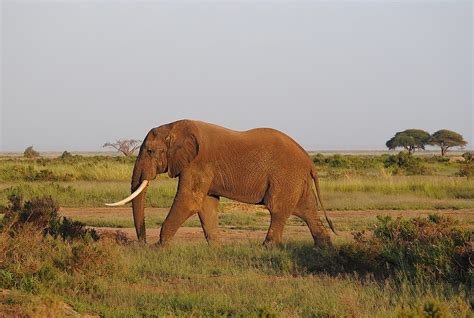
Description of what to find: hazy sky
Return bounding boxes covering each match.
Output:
[1,0,472,151]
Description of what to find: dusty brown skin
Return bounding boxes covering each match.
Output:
[131,120,334,246]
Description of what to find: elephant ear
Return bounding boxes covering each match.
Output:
[166,124,199,178]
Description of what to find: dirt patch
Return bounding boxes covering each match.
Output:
[61,207,473,244]
[328,209,474,219]
[60,207,474,220]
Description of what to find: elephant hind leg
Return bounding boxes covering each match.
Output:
[264,206,292,246]
[198,195,220,243]
[263,183,300,246]
[295,193,331,248]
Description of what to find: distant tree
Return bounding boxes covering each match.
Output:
[23,146,40,158]
[386,129,431,155]
[430,130,467,156]
[103,139,142,157]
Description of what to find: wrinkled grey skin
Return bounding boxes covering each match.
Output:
[131,120,334,247]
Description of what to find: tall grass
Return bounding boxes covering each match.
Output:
[0,153,469,182]
[0,155,472,210]
[323,176,474,199]
[0,180,178,208]
[0,156,135,181]
[1,175,473,210]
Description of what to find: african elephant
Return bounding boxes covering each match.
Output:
[107,120,335,246]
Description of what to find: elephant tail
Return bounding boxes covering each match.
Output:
[311,168,337,234]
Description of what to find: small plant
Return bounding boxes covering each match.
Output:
[23,146,40,158]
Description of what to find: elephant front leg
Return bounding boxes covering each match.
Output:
[159,195,201,245]
[158,173,209,245]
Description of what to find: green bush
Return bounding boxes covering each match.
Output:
[384,152,433,175]
[23,146,40,159]
[313,154,384,170]
[423,155,450,164]
[310,153,463,177]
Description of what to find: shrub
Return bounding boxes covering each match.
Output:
[2,195,60,234]
[462,152,472,163]
[294,214,472,285]
[351,215,472,285]
[327,154,350,168]
[23,146,40,159]
[457,163,473,178]
[0,224,123,295]
[312,154,384,172]
[0,195,123,300]
[60,151,73,160]
[312,153,325,165]
[59,217,99,241]
[397,298,451,318]
[25,168,59,182]
[384,152,433,175]
[19,166,74,182]
[1,195,98,241]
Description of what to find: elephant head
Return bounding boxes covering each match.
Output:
[106,121,200,242]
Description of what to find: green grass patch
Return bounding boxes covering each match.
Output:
[1,232,471,317]
[1,197,471,317]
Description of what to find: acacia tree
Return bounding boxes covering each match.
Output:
[386,129,431,155]
[103,139,142,157]
[430,130,467,156]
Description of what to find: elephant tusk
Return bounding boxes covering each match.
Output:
[105,180,149,207]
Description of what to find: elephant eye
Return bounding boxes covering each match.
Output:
[147,149,155,155]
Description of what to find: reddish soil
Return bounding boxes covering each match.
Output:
[60,207,474,244]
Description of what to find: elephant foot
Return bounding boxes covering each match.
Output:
[154,238,172,248]
[204,230,220,245]
[262,239,283,249]
[206,239,221,247]
[313,236,332,250]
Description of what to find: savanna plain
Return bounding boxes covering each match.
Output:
[0,152,472,317]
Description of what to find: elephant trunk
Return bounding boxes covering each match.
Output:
[131,159,147,243]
